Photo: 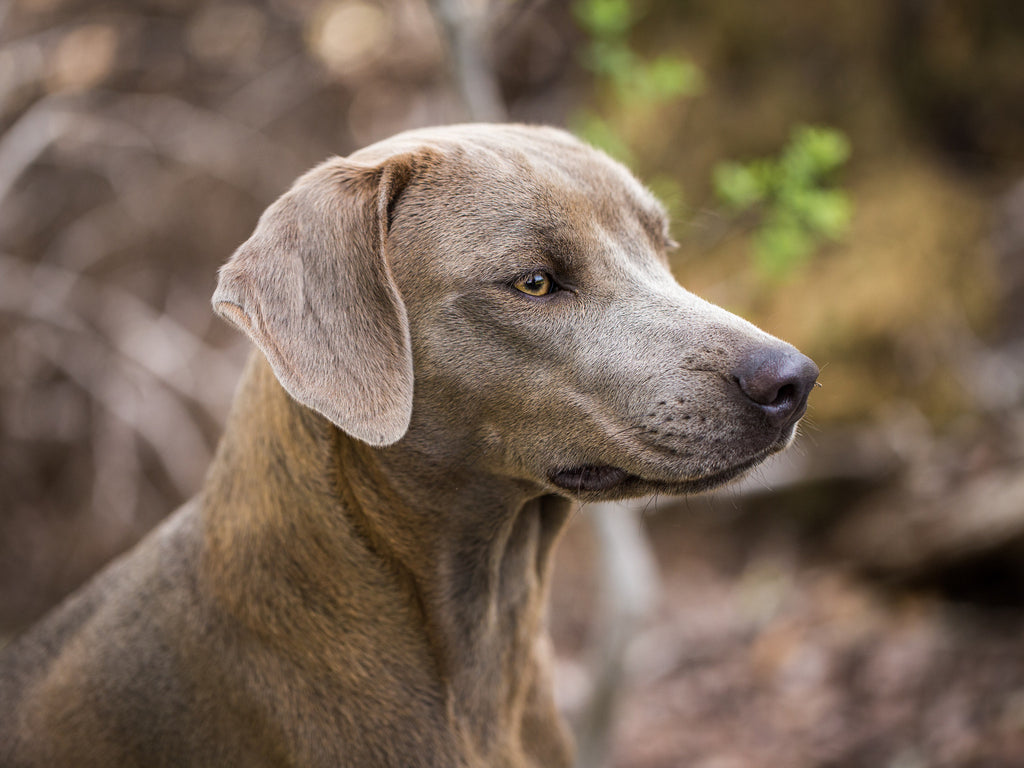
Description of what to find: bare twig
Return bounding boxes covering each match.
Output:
[574,501,660,768]
[426,0,507,122]
[103,94,303,193]
[0,254,240,419]
[222,55,324,131]
[21,325,212,499]
[0,95,75,208]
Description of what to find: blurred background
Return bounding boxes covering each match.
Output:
[2,0,1023,765]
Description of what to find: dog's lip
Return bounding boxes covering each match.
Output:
[547,455,762,496]
[638,451,769,494]
[548,465,632,493]
[548,428,796,498]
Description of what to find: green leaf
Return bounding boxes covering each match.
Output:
[800,189,852,239]
[713,162,766,210]
[717,124,852,278]
[754,213,814,277]
[782,126,851,183]
[632,56,703,102]
[573,0,635,38]
[798,126,852,173]
[583,40,635,82]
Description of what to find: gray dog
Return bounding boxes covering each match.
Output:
[0,124,817,767]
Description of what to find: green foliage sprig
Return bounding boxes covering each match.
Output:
[572,2,853,280]
[572,0,702,164]
[713,126,853,277]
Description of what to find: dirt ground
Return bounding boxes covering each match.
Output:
[550,491,1024,768]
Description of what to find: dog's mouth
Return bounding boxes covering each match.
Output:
[547,452,768,498]
[548,465,633,494]
[546,421,802,499]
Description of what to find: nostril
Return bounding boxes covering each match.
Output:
[773,382,796,409]
[733,347,819,429]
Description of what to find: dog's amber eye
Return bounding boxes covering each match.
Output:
[514,271,555,297]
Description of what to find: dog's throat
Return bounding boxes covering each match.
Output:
[548,465,631,493]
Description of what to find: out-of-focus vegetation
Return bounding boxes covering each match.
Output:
[3,0,1024,765]
[570,0,700,220]
[714,125,852,277]
[572,0,702,166]
[574,0,854,280]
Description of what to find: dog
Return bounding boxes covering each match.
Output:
[0,124,818,767]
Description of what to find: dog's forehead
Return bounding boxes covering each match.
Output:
[359,124,671,252]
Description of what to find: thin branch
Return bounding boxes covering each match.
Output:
[22,327,211,499]
[426,0,507,122]
[0,95,75,208]
[574,501,660,768]
[0,254,240,419]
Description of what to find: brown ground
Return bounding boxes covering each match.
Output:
[551,491,1024,768]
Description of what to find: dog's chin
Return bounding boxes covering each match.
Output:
[547,457,759,501]
[548,465,633,494]
[548,428,798,501]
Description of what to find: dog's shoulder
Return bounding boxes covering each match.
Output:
[0,501,206,764]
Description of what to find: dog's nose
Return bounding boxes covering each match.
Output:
[733,347,819,429]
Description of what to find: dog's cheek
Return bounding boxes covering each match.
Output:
[415,292,577,387]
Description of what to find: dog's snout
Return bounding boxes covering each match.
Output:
[733,347,819,429]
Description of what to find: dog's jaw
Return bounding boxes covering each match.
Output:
[545,419,803,501]
[547,459,760,498]
[547,465,632,493]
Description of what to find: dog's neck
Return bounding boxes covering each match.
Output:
[201,353,572,761]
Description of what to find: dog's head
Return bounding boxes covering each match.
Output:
[214,124,817,501]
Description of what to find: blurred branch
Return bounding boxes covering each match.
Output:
[22,326,211,498]
[222,54,323,131]
[105,94,301,193]
[427,0,507,121]
[0,95,74,208]
[0,255,238,420]
[574,501,660,768]
[833,466,1024,574]
[0,34,48,111]
[491,0,550,36]
[1,91,303,218]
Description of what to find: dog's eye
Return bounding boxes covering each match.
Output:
[514,271,556,297]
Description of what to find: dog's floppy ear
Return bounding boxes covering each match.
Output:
[212,153,423,446]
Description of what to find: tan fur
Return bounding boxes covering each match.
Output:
[0,124,816,767]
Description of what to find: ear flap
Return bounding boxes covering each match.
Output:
[212,154,422,446]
